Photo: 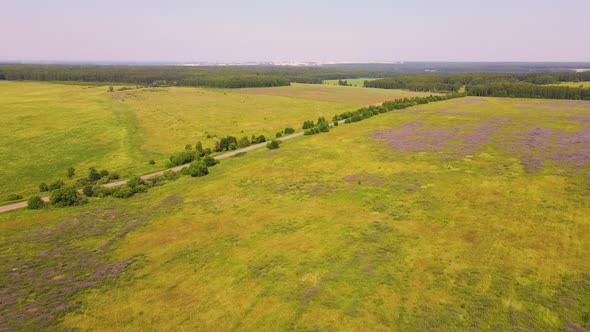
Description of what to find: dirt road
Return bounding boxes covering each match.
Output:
[0,130,310,213]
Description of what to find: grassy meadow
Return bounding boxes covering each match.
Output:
[1,97,589,330]
[0,81,426,202]
[323,77,377,87]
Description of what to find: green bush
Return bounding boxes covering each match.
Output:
[187,160,209,177]
[82,185,94,197]
[27,196,45,210]
[39,182,49,192]
[203,156,219,167]
[267,140,281,149]
[6,194,23,201]
[149,159,156,165]
[284,127,295,134]
[88,167,101,181]
[276,132,283,138]
[67,167,75,179]
[48,179,65,191]
[333,121,339,127]
[112,185,134,198]
[50,186,86,207]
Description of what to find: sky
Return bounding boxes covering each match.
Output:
[1,0,589,63]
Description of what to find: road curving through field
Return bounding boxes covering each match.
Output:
[0,129,313,213]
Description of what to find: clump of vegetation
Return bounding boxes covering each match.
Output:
[50,186,86,207]
[5,194,23,201]
[284,127,295,134]
[187,160,209,177]
[67,167,75,179]
[267,140,281,150]
[27,195,45,209]
[149,159,156,165]
[39,182,49,192]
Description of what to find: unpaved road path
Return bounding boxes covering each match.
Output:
[0,129,311,213]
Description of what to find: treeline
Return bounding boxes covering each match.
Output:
[298,94,465,137]
[365,72,590,92]
[0,64,409,88]
[466,82,590,100]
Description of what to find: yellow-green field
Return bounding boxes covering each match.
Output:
[0,81,429,202]
[2,97,589,330]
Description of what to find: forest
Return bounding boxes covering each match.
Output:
[0,64,404,88]
[366,72,590,100]
[465,82,590,100]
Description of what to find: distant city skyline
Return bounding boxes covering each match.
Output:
[2,0,589,62]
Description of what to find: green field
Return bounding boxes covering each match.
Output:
[2,97,589,330]
[0,81,429,202]
[323,77,377,87]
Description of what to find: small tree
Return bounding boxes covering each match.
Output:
[284,127,295,134]
[195,141,204,156]
[39,182,49,192]
[83,185,94,197]
[50,186,85,207]
[88,167,101,181]
[67,167,75,179]
[203,156,219,167]
[276,132,283,138]
[48,179,65,191]
[27,196,45,210]
[112,185,134,198]
[187,160,209,177]
[267,140,281,149]
[238,136,250,147]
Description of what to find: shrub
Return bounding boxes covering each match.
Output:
[318,122,330,132]
[50,186,85,207]
[67,167,75,179]
[164,170,179,181]
[187,160,209,177]
[39,182,49,192]
[195,141,204,155]
[27,196,45,210]
[302,120,315,129]
[149,159,156,165]
[203,156,219,167]
[6,194,23,201]
[267,140,281,149]
[112,185,134,198]
[333,121,339,127]
[75,178,89,187]
[108,173,120,180]
[238,136,251,147]
[228,142,237,150]
[88,167,101,181]
[169,151,196,166]
[185,144,192,151]
[276,132,283,138]
[100,170,110,178]
[284,127,295,134]
[132,184,148,193]
[82,185,94,197]
[93,186,113,198]
[48,179,65,191]
[127,176,145,188]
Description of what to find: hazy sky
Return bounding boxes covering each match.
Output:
[2,0,589,62]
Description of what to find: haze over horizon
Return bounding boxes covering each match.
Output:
[2,0,589,63]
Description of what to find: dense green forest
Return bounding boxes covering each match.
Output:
[365,72,590,92]
[466,82,590,100]
[0,64,405,88]
[366,72,590,100]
